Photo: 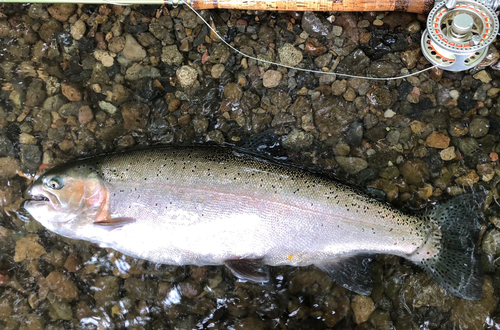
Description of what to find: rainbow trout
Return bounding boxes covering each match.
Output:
[24,146,483,299]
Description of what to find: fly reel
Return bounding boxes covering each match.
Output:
[421,0,499,71]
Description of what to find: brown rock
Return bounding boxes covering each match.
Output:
[78,106,93,125]
[0,273,8,286]
[121,102,150,130]
[14,234,46,262]
[335,13,359,45]
[400,45,421,69]
[399,159,430,185]
[0,157,20,177]
[108,36,126,53]
[263,70,282,88]
[450,277,498,329]
[351,295,374,324]
[366,85,392,109]
[46,271,79,300]
[58,139,74,151]
[70,19,86,40]
[410,120,425,134]
[180,279,202,299]
[331,79,347,96]
[368,178,399,202]
[477,163,495,182]
[426,131,450,149]
[168,99,181,112]
[359,32,371,44]
[477,45,499,69]
[440,146,456,161]
[39,19,62,43]
[64,254,82,272]
[455,170,479,186]
[61,82,82,102]
[123,34,146,62]
[47,4,76,22]
[304,38,327,56]
[112,84,130,104]
[343,87,356,102]
[430,67,443,82]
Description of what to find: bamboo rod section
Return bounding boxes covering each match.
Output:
[13,0,435,13]
[187,0,435,13]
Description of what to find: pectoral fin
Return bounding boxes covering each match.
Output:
[93,217,135,230]
[225,259,270,283]
[317,255,374,295]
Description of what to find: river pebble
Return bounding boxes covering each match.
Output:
[278,43,303,67]
[13,234,46,262]
[469,117,490,138]
[351,295,374,324]
[176,65,198,87]
[123,34,146,61]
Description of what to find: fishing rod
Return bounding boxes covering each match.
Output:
[7,0,500,71]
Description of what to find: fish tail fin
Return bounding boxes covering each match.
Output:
[408,193,484,300]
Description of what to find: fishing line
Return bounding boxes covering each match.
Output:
[184,3,438,80]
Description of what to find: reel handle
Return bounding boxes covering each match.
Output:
[182,0,435,13]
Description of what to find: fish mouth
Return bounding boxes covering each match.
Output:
[24,185,59,210]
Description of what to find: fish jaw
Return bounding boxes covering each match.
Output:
[23,199,68,228]
[24,184,78,237]
[26,184,63,213]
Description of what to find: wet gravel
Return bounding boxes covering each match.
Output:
[1,3,500,329]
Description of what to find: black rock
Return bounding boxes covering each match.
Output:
[126,23,149,35]
[219,71,234,86]
[150,98,170,120]
[382,34,396,45]
[106,62,120,79]
[190,79,221,117]
[457,92,477,111]
[282,30,296,44]
[398,81,413,101]
[193,25,208,48]
[57,31,73,47]
[20,144,42,174]
[136,5,158,16]
[423,149,443,179]
[0,135,15,157]
[64,61,83,78]
[412,97,433,112]
[301,11,332,37]
[356,167,380,183]
[367,150,398,169]
[365,125,387,142]
[135,78,160,103]
[225,27,238,43]
[81,4,98,14]
[296,70,319,90]
[344,121,364,146]
[390,33,409,52]
[78,37,95,53]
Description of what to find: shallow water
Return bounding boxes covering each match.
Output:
[1,3,500,329]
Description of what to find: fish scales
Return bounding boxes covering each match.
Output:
[91,147,424,265]
[24,146,484,300]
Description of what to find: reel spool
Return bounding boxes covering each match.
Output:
[421,0,499,71]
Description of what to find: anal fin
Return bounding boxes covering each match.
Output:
[317,255,374,295]
[225,259,270,283]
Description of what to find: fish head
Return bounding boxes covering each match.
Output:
[24,163,108,239]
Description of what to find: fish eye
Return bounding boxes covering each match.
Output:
[46,176,64,190]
